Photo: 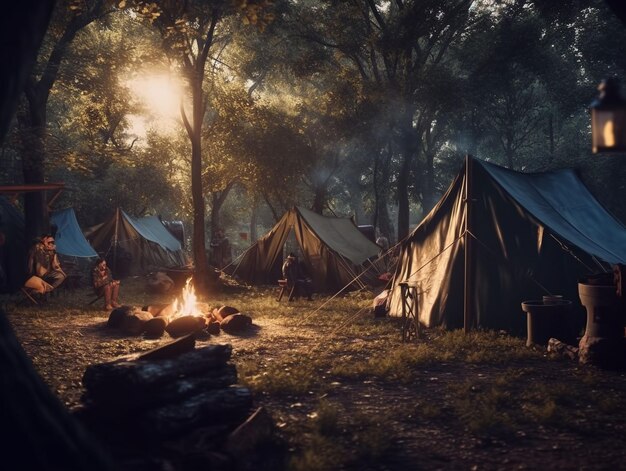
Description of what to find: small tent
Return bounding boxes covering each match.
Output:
[85,209,188,276]
[50,208,98,259]
[233,206,383,291]
[389,156,626,335]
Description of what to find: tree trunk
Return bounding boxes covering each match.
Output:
[209,181,236,235]
[423,150,436,214]
[374,141,394,241]
[311,184,327,214]
[397,151,411,241]
[17,103,49,242]
[190,77,211,296]
[250,195,258,242]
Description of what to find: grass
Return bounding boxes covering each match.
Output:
[4,277,626,470]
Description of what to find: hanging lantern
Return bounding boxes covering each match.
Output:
[590,78,626,153]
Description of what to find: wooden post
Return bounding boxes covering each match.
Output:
[464,154,473,334]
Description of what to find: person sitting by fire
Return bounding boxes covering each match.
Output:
[92,258,121,310]
[33,234,66,291]
[281,252,313,301]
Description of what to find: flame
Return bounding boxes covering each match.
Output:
[172,277,201,318]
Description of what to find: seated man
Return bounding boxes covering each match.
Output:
[281,252,313,301]
[33,234,66,290]
[92,258,121,310]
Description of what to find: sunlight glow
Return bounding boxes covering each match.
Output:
[126,72,187,137]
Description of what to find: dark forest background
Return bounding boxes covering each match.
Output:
[2,0,625,259]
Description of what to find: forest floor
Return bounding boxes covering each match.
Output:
[3,277,626,471]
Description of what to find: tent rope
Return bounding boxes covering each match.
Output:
[295,236,408,327]
[220,240,258,274]
[308,305,372,353]
[548,234,601,273]
[398,234,464,283]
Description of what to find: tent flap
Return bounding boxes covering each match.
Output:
[51,208,98,258]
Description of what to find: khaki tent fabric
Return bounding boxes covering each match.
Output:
[233,206,382,291]
[389,157,626,335]
[85,209,187,275]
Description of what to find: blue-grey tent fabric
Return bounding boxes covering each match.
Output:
[481,161,626,265]
[85,209,187,275]
[51,208,98,258]
[125,212,182,252]
[389,157,626,335]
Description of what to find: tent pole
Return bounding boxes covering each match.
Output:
[464,154,473,334]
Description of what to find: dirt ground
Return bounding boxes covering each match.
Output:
[4,291,626,471]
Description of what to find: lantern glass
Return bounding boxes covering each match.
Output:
[590,79,626,154]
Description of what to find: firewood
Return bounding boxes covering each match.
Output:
[82,364,238,409]
[166,315,207,338]
[82,344,232,393]
[138,386,253,438]
[136,333,195,361]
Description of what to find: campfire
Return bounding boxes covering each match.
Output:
[105,275,252,338]
[170,278,202,319]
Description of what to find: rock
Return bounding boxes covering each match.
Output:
[213,305,239,322]
[147,272,174,294]
[107,305,135,329]
[144,317,168,338]
[579,335,626,369]
[207,321,221,335]
[166,315,207,338]
[121,310,153,336]
[547,338,578,361]
[220,313,252,334]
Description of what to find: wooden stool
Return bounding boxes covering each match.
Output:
[276,279,295,301]
[399,281,419,342]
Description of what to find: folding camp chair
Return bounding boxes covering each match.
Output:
[20,287,40,305]
[88,293,104,306]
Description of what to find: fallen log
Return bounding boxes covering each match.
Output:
[136,333,195,361]
[82,344,232,394]
[139,386,253,438]
[82,364,238,409]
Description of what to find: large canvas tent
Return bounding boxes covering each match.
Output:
[85,209,187,276]
[233,206,383,291]
[389,156,626,335]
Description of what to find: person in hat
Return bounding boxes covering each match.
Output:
[281,252,313,301]
[33,234,66,290]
